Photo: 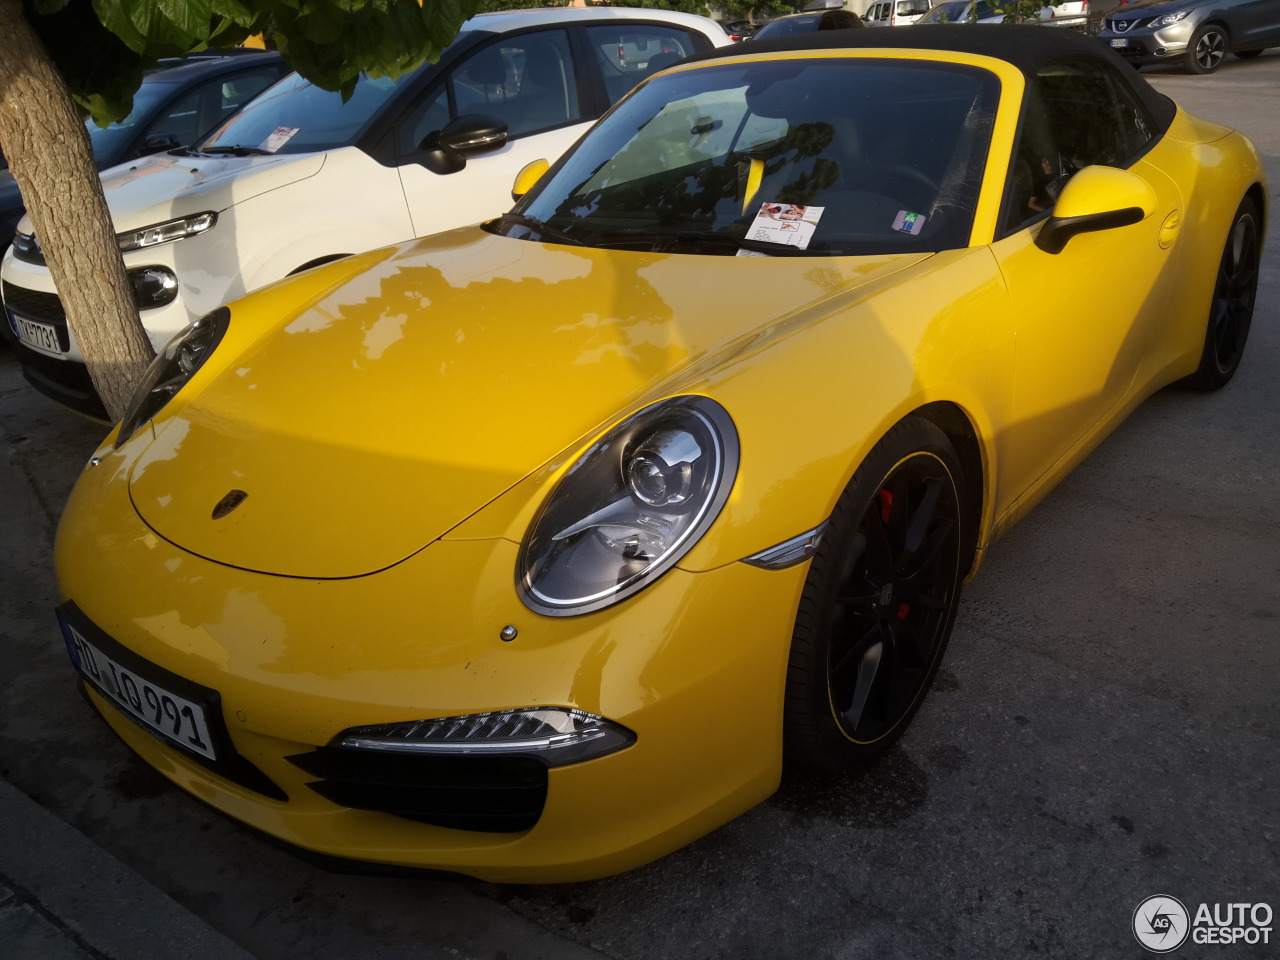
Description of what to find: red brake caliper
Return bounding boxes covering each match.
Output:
[877,489,911,619]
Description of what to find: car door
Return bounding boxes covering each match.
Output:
[395,23,711,240]
[394,28,589,239]
[1228,0,1280,47]
[990,56,1182,491]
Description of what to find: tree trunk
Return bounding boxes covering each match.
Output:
[0,0,153,422]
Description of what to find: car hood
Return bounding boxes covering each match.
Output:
[98,150,326,231]
[127,228,931,578]
[1108,0,1196,15]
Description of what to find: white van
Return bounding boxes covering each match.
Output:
[1,8,729,417]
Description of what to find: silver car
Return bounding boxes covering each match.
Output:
[1098,0,1280,73]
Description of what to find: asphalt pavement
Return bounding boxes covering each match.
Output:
[0,52,1277,960]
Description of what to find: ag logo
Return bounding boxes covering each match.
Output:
[1134,895,1190,953]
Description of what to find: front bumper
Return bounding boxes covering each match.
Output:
[55,436,807,882]
[0,232,233,414]
[1098,20,1195,64]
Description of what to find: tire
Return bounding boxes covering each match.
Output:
[1181,196,1261,390]
[1184,24,1228,74]
[1235,48,1263,59]
[784,417,967,769]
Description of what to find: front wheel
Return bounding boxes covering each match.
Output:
[784,417,967,768]
[1181,196,1261,390]
[1184,24,1228,73]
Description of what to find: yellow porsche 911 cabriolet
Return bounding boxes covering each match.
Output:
[55,27,1264,881]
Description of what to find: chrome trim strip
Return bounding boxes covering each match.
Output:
[741,522,828,570]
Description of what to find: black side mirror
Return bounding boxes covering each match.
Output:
[417,115,508,175]
[140,133,181,156]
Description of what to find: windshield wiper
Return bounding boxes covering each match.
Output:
[494,213,586,247]
[592,231,811,256]
[197,145,272,157]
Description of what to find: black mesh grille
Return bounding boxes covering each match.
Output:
[287,748,548,833]
[3,280,67,326]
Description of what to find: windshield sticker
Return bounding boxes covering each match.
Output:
[735,249,771,257]
[747,202,824,249]
[260,126,300,153]
[893,210,926,236]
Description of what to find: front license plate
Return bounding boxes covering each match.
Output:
[63,621,218,761]
[1110,38,1128,47]
[7,309,63,356]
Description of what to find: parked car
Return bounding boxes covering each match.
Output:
[55,26,1264,882]
[1098,0,1280,72]
[0,8,730,418]
[916,0,1055,22]
[752,8,868,37]
[751,11,829,37]
[0,51,287,256]
[864,0,935,25]
[717,18,757,40]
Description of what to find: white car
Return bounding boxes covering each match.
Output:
[0,8,730,418]
[863,0,935,26]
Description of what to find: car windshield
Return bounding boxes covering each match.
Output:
[85,82,181,160]
[502,58,998,256]
[920,1,995,20]
[753,15,823,38]
[195,69,413,155]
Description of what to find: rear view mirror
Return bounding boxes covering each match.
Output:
[512,159,550,201]
[1035,165,1157,254]
[140,133,181,156]
[418,114,508,175]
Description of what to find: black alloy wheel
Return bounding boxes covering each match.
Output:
[1182,196,1260,390]
[785,417,967,767]
[1185,24,1228,74]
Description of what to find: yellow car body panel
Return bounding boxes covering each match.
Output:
[60,435,804,881]
[52,39,1267,880]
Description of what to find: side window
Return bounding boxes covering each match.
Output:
[585,25,699,105]
[452,30,580,139]
[216,67,285,119]
[1105,67,1156,158]
[138,89,203,153]
[396,85,449,157]
[1003,57,1151,233]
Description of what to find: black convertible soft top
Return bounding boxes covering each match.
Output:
[681,25,1177,132]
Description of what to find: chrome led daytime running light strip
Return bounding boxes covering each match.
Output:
[339,728,608,755]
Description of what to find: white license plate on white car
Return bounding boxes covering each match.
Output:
[1110,39,1128,47]
[7,309,63,355]
[64,621,218,761]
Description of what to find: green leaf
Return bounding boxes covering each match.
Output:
[154,0,214,38]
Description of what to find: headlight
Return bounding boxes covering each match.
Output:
[1152,10,1189,26]
[116,212,216,252]
[115,307,229,447]
[518,396,738,616]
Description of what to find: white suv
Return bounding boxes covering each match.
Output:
[1,8,729,417]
